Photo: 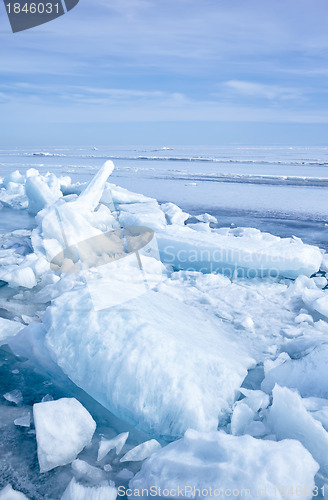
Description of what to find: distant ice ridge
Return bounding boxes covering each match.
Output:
[1,162,327,458]
[20,150,328,167]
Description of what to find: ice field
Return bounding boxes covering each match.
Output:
[0,146,328,499]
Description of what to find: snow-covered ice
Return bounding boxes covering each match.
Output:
[130,429,319,499]
[33,398,96,472]
[266,385,328,474]
[160,202,189,225]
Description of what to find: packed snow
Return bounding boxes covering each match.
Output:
[0,155,327,498]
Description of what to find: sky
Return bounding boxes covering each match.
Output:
[1,0,328,146]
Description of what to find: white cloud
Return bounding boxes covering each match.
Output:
[1,84,327,125]
[223,81,303,101]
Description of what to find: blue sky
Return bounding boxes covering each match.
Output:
[1,0,328,145]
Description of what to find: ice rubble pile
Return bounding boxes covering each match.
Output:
[1,162,328,497]
[0,164,323,286]
[0,168,71,211]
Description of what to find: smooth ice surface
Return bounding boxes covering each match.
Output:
[267,385,328,474]
[97,432,129,461]
[238,388,270,412]
[262,344,328,398]
[120,439,161,462]
[131,429,318,499]
[61,478,117,500]
[73,160,114,212]
[302,398,328,431]
[33,398,96,472]
[156,225,322,279]
[0,318,23,346]
[118,201,167,231]
[304,291,328,320]
[14,412,31,428]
